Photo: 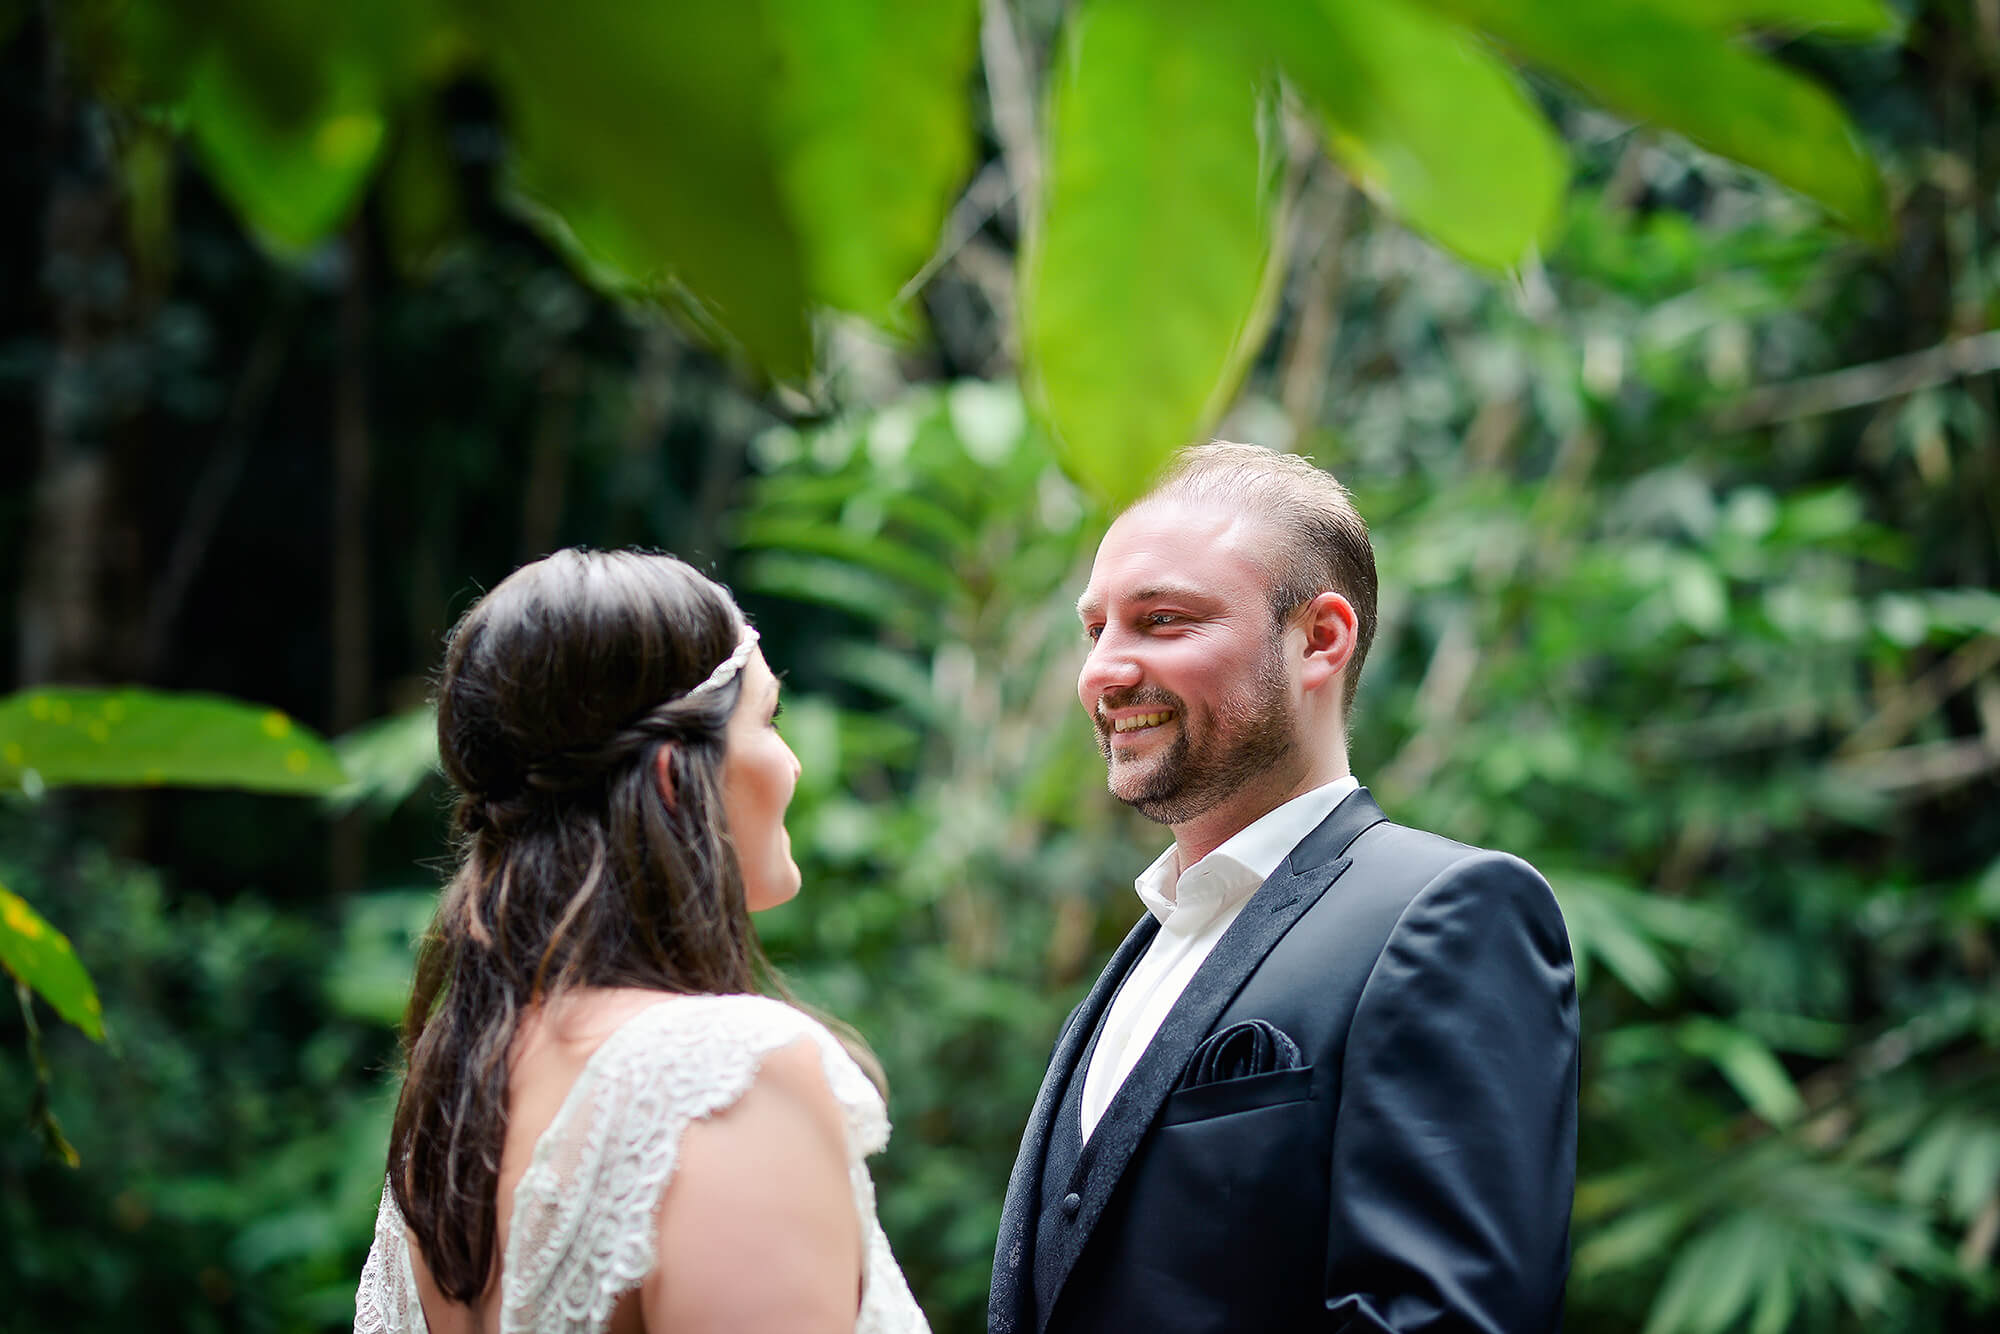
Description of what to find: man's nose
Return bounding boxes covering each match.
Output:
[1078,632,1143,702]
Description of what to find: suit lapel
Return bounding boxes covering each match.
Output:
[991,912,1158,1334]
[1032,791,1388,1330]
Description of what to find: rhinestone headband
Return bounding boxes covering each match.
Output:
[683,626,759,704]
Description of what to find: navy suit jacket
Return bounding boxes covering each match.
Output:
[990,790,1580,1334]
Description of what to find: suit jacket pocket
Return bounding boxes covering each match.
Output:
[1159,1064,1313,1126]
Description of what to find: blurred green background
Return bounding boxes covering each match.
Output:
[3,1,1997,1331]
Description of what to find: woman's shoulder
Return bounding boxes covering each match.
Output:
[601,990,828,1057]
[580,992,881,1138]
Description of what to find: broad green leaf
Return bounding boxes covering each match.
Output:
[1677,1017,1806,1126]
[1421,0,1888,239]
[1023,0,1284,503]
[1245,0,1565,270]
[482,2,812,377]
[0,688,346,795]
[765,0,980,321]
[0,883,104,1040]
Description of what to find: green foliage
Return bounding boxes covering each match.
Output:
[66,0,1890,497]
[69,0,980,380]
[7,4,1996,1332]
[0,827,398,1330]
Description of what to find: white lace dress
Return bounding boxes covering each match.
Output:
[353,994,929,1334]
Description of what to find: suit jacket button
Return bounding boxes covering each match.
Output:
[1062,1192,1081,1217]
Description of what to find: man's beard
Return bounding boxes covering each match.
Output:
[1094,640,1297,826]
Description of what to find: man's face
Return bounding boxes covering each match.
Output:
[1075,497,1301,827]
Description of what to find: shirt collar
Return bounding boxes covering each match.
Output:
[1134,776,1361,936]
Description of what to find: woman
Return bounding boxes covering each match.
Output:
[353,549,927,1334]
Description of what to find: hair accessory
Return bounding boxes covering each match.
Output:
[682,626,759,704]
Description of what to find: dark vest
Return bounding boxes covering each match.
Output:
[1030,1009,1107,1323]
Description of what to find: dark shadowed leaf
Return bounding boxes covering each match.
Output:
[482,1,813,377]
[183,54,383,253]
[173,0,439,253]
[766,0,981,322]
[1670,0,1897,38]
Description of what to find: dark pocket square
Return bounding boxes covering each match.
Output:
[1176,1018,1304,1090]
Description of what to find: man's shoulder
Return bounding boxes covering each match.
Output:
[1349,815,1510,878]
[1308,807,1556,922]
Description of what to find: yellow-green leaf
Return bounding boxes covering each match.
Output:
[1253,0,1566,270]
[1023,0,1284,504]
[0,688,346,795]
[0,884,104,1041]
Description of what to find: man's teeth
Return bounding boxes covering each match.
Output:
[1112,710,1174,733]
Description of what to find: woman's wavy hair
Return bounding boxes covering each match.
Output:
[386,548,848,1303]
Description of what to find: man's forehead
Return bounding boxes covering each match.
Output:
[1077,498,1274,614]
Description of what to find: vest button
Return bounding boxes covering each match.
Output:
[1062,1192,1081,1217]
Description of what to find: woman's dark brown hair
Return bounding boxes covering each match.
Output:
[387,548,774,1302]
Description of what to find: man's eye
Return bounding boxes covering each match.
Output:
[1084,625,1104,641]
[1148,613,1178,626]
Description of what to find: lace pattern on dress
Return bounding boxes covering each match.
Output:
[351,993,927,1334]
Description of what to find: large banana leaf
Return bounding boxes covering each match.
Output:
[0,688,345,795]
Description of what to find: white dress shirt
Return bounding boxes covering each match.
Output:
[1078,776,1361,1141]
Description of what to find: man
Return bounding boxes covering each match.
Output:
[990,443,1578,1334]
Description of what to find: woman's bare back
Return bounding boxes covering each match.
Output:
[409,988,678,1334]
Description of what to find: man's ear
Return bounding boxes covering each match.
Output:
[653,743,678,812]
[1295,591,1358,694]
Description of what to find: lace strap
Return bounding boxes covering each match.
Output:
[354,1179,427,1334]
[499,993,888,1334]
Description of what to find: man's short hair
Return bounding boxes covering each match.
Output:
[1136,441,1378,713]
